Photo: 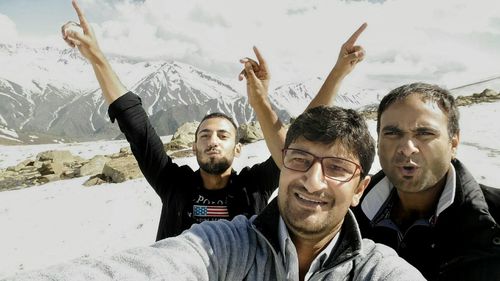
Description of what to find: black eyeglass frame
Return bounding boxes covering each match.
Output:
[282,148,363,182]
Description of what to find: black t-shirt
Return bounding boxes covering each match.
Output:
[182,188,231,230]
[109,92,280,240]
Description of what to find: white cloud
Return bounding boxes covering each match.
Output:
[0,14,19,43]
[8,0,500,89]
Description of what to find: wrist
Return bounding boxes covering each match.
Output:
[90,49,108,67]
[249,93,270,108]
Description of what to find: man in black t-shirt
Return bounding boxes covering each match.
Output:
[62,0,360,240]
[62,1,285,240]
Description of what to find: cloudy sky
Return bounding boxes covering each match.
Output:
[1,0,499,90]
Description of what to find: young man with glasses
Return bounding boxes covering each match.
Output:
[4,106,424,281]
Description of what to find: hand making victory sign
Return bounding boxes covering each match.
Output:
[238,46,286,168]
[238,46,271,107]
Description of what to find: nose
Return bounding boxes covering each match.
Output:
[398,138,419,157]
[208,133,220,147]
[303,161,328,193]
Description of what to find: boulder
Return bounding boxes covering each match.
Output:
[238,121,263,143]
[36,150,75,164]
[37,161,64,176]
[83,175,108,187]
[38,174,61,184]
[102,155,143,183]
[165,121,199,150]
[481,88,498,97]
[79,155,110,176]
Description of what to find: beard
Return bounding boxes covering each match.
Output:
[197,153,232,175]
[199,159,231,175]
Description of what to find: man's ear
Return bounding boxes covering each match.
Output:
[192,143,197,154]
[351,175,371,207]
[234,143,242,158]
[451,130,460,159]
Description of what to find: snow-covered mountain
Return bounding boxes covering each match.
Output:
[7,43,495,145]
[0,43,366,144]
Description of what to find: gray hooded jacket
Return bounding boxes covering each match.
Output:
[2,199,425,281]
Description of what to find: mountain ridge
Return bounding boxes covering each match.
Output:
[1,43,499,145]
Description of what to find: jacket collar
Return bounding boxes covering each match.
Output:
[252,198,363,268]
[361,163,456,221]
[363,159,497,232]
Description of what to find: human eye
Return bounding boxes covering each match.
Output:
[416,130,435,136]
[324,159,355,177]
[290,155,309,165]
[383,129,401,137]
[285,150,312,169]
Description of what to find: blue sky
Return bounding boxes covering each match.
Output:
[1,0,500,89]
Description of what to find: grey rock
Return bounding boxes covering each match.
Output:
[36,150,75,163]
[102,155,143,183]
[238,121,263,144]
[165,121,199,150]
[79,155,110,176]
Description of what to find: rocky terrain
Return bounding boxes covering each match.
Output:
[0,122,264,191]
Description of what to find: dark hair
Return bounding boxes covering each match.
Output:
[195,112,239,142]
[285,106,375,178]
[377,83,460,138]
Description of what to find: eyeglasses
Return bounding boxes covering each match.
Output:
[282,148,362,182]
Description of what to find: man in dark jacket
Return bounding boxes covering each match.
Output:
[250,23,500,279]
[351,83,500,280]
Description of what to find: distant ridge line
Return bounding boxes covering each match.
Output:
[450,76,500,91]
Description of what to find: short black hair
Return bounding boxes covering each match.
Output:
[377,83,460,138]
[285,106,375,178]
[194,112,239,142]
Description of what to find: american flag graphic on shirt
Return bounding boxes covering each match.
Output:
[193,205,229,218]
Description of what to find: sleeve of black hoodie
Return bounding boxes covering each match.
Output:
[107,91,190,198]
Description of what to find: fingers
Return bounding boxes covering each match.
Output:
[238,57,260,81]
[344,22,367,48]
[345,46,365,64]
[253,46,269,72]
[243,61,258,82]
[72,0,91,33]
[62,22,78,47]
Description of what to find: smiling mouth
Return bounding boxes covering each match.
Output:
[295,193,326,205]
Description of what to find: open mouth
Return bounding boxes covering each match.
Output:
[399,165,419,176]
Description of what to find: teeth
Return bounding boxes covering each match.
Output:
[297,193,323,204]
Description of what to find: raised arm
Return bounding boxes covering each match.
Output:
[308,23,367,109]
[61,0,126,104]
[239,47,286,169]
[61,0,173,197]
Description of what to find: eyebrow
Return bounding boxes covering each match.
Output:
[381,125,440,133]
[198,129,232,135]
[381,125,403,132]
